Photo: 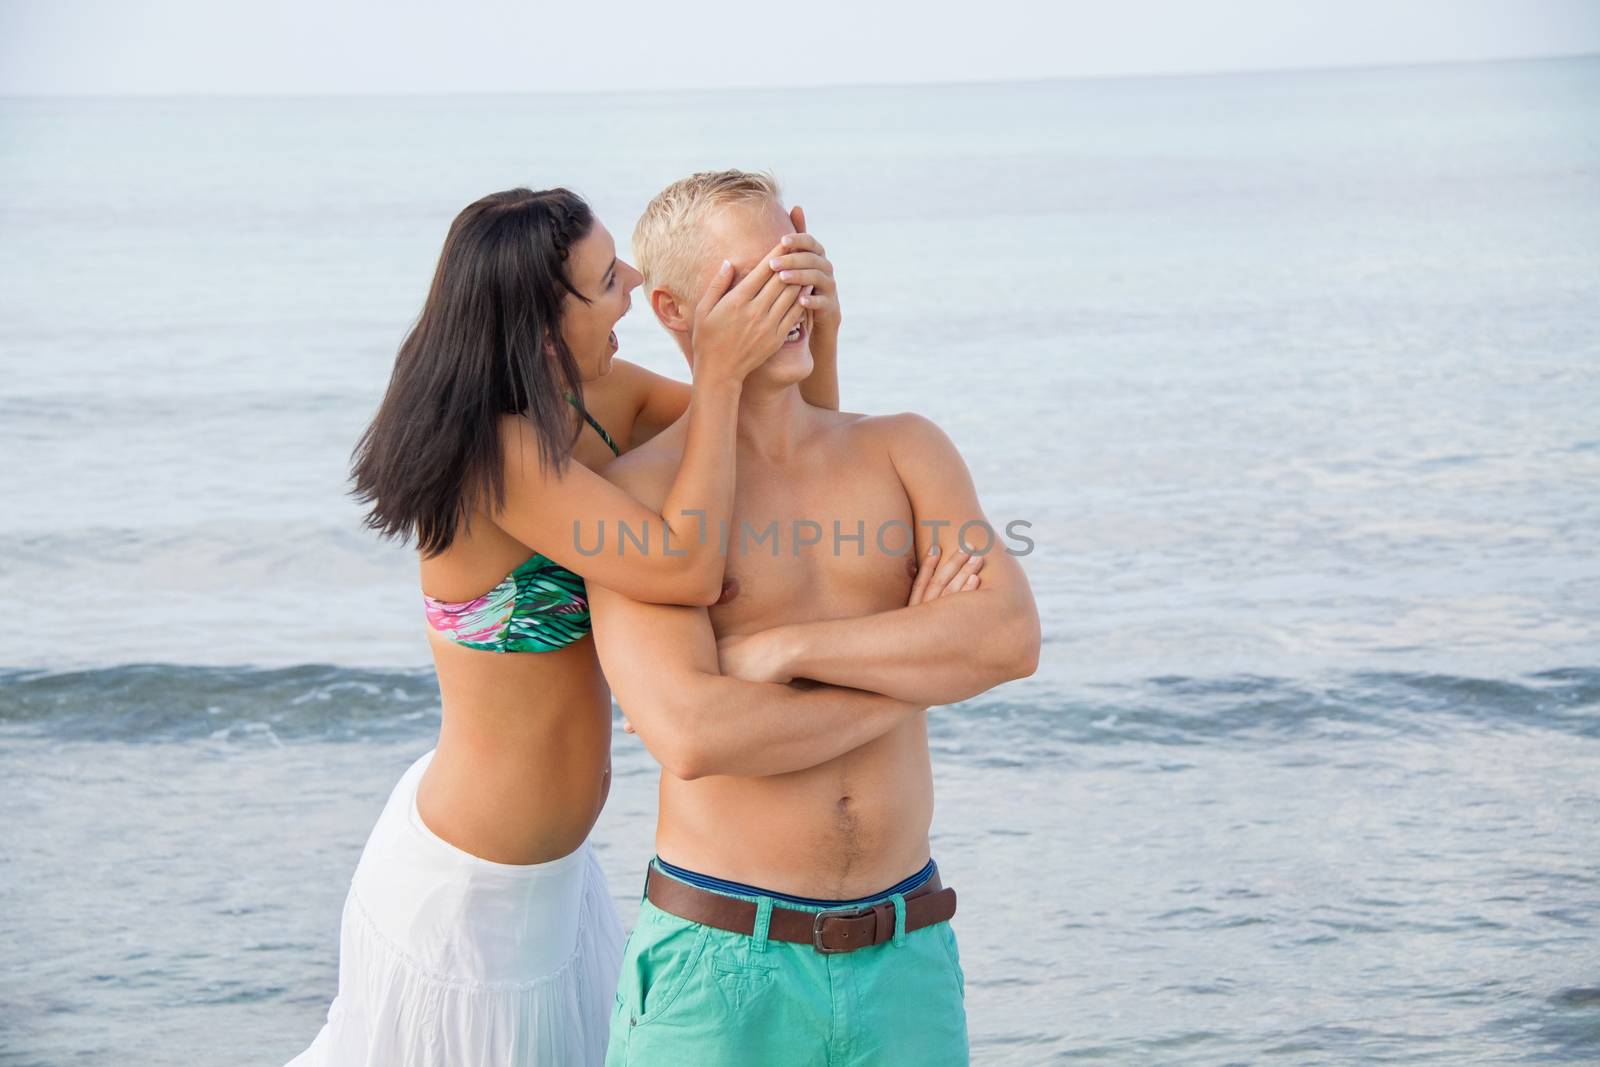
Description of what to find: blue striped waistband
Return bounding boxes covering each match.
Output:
[651,856,937,909]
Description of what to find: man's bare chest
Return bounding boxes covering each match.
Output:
[708,458,918,635]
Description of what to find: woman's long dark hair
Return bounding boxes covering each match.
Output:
[350,188,596,557]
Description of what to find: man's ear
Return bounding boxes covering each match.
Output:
[650,285,691,336]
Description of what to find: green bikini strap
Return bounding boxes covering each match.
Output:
[563,392,621,457]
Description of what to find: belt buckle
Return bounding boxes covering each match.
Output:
[811,904,874,955]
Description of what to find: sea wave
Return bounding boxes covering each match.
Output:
[2,663,1594,747]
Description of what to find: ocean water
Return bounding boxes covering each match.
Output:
[2,56,1599,1064]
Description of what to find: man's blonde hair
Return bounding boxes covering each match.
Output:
[632,169,783,302]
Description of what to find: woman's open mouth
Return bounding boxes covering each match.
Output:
[784,320,806,346]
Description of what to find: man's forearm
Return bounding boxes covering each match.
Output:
[797,323,839,410]
[645,671,921,780]
[770,590,1040,706]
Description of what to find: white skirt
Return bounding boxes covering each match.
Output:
[287,749,625,1067]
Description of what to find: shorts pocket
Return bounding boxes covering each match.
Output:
[627,907,712,1030]
[711,958,775,1013]
[937,922,966,998]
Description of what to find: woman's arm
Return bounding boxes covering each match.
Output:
[628,369,691,451]
[491,254,805,607]
[787,207,841,411]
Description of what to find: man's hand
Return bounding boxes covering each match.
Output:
[705,545,984,691]
[906,542,984,606]
[715,629,795,686]
[624,625,810,730]
[706,414,1040,708]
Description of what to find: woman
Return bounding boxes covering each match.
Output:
[287,186,842,1066]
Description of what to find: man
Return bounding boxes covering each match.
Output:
[589,170,1041,1066]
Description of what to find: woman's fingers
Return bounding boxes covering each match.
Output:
[772,244,840,321]
[706,240,807,321]
[696,239,810,366]
[775,234,826,258]
[755,249,810,314]
[780,232,824,260]
[770,253,833,296]
[724,248,783,308]
[749,264,789,312]
[773,267,834,292]
[694,259,735,321]
[770,249,831,272]
[771,287,806,335]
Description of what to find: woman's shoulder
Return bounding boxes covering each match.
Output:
[598,357,685,403]
[597,422,682,507]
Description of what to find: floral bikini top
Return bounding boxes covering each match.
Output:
[422,398,621,654]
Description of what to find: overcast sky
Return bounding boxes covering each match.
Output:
[2,0,1597,96]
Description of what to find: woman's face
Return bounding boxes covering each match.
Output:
[560,221,643,381]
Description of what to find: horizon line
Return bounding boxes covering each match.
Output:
[3,49,1595,103]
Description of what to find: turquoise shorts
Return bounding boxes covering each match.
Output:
[606,862,968,1066]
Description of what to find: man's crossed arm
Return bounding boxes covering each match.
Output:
[589,584,922,781]
[588,455,927,782]
[589,414,1041,783]
[716,414,1041,707]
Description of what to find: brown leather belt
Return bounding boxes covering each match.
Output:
[644,865,957,955]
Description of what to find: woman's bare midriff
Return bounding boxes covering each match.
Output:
[409,390,637,867]
[415,627,614,865]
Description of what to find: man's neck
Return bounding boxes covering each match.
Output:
[734,379,809,463]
